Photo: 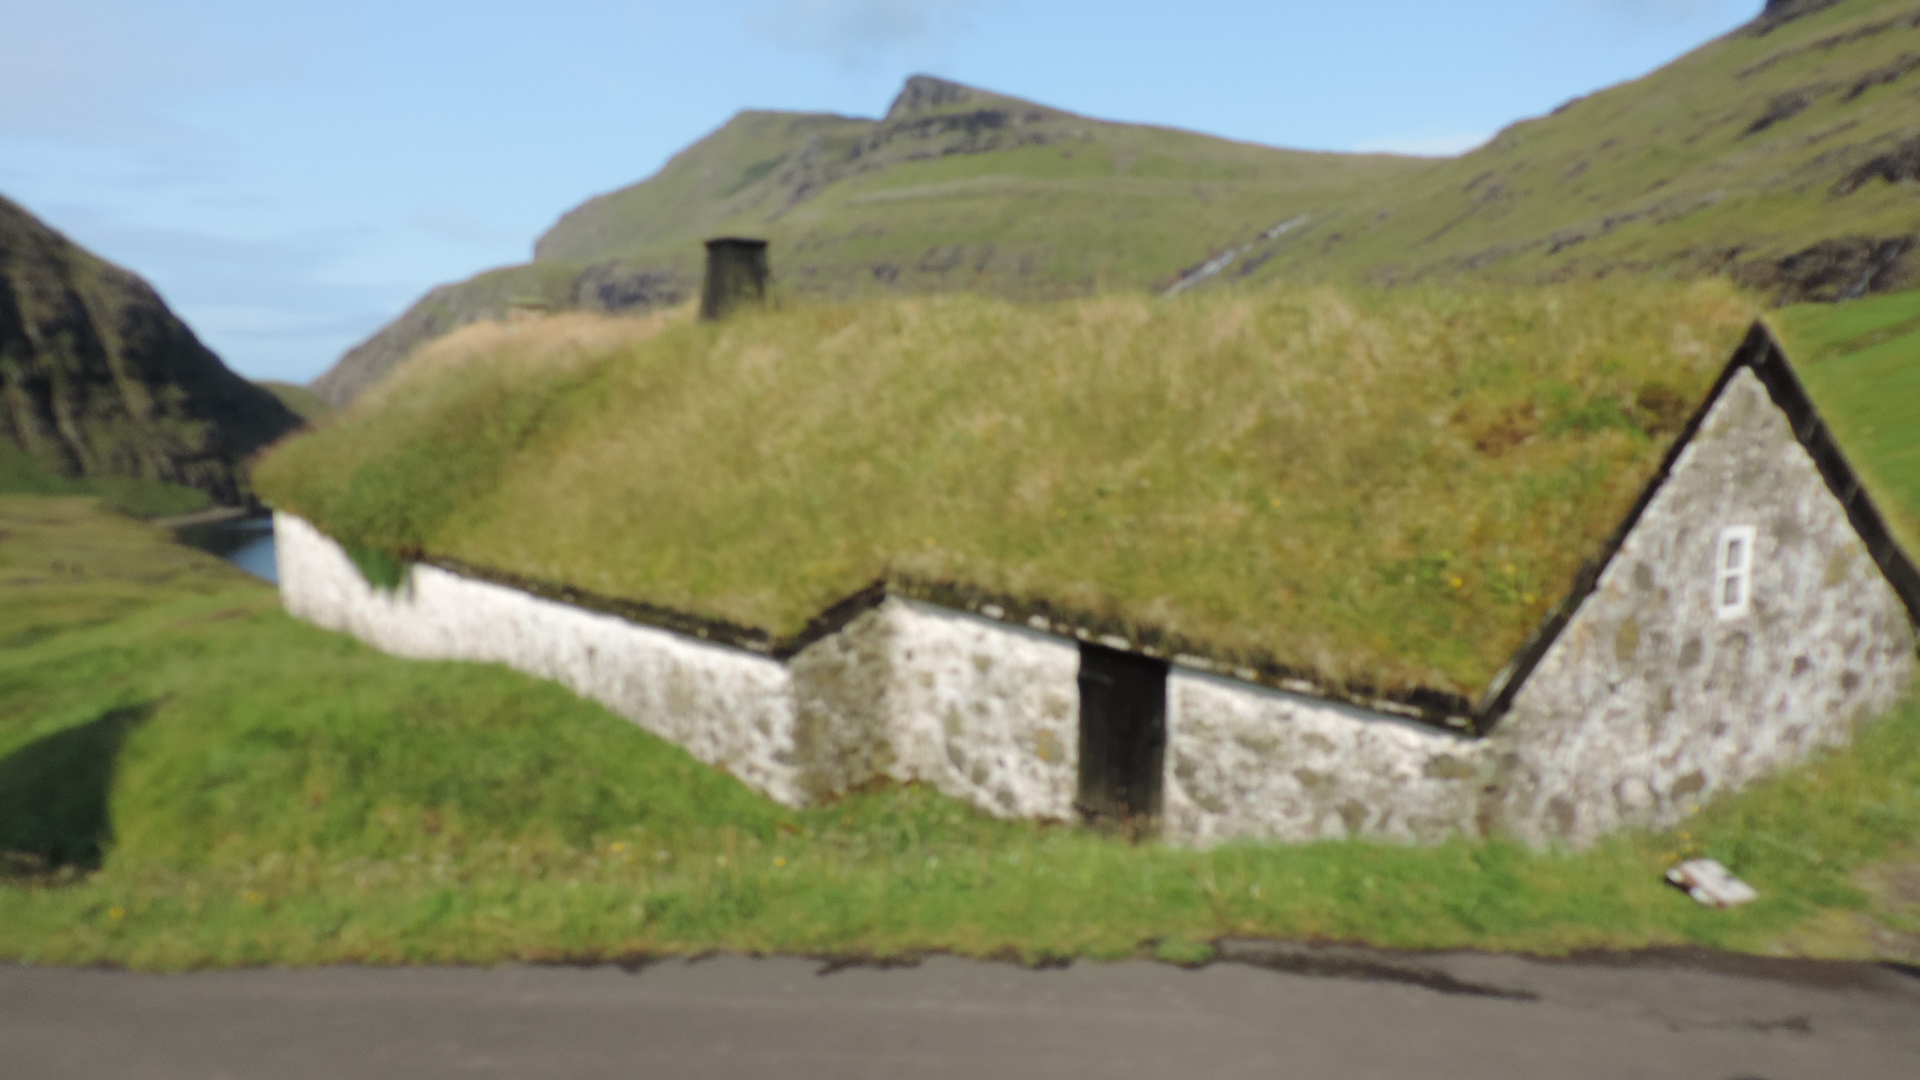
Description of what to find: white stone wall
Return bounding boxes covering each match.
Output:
[1163,671,1485,847]
[877,599,1082,819]
[788,599,1080,818]
[1488,369,1917,847]
[274,513,806,806]
[276,518,1081,819]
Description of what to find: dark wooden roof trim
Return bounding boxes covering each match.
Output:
[1746,325,1920,627]
[409,556,1478,733]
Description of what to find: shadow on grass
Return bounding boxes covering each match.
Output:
[0,703,153,879]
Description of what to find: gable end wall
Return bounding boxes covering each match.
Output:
[1487,367,1916,846]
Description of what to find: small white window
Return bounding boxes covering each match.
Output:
[1715,525,1756,620]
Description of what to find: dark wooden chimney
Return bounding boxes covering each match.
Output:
[700,237,769,321]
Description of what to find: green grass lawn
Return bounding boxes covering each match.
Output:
[1773,289,1920,555]
[3,494,1917,969]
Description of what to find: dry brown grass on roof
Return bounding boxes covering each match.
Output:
[256,280,1757,695]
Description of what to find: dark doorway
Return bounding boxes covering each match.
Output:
[1076,644,1168,829]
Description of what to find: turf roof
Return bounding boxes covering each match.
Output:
[256,280,1759,704]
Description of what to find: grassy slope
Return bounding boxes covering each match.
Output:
[255,381,333,425]
[537,89,1427,300]
[312,2,1920,405]
[3,494,1918,968]
[257,282,1756,698]
[1237,0,1920,292]
[1771,287,1920,553]
[0,443,211,519]
[552,2,1920,300]
[0,195,302,504]
[308,83,1427,404]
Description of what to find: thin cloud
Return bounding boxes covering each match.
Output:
[750,0,984,66]
[408,204,522,249]
[0,1,253,147]
[1352,131,1491,157]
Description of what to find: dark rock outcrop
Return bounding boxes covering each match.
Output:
[1752,0,1844,35]
[1734,234,1916,304]
[572,262,687,314]
[885,74,976,118]
[0,195,300,505]
[1833,135,1920,194]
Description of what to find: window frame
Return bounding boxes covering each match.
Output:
[1714,524,1757,621]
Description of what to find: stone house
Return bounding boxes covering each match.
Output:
[276,323,1919,847]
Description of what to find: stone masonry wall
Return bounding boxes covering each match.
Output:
[1163,671,1485,847]
[275,512,807,806]
[277,518,1082,819]
[878,599,1082,819]
[1487,368,1917,847]
[791,599,1081,818]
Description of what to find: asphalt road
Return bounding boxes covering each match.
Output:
[5,942,1918,1079]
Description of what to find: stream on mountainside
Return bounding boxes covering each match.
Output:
[174,514,277,584]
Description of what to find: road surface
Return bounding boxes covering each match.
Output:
[4,941,1917,1078]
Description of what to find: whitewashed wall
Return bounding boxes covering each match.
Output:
[790,599,1081,818]
[1488,369,1918,847]
[276,518,1081,819]
[275,513,806,806]
[1163,671,1485,847]
[880,599,1083,818]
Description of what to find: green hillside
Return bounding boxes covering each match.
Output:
[1772,287,1920,553]
[313,0,1920,406]
[533,78,1420,298]
[309,78,1425,403]
[256,381,334,425]
[1226,0,1920,296]
[0,196,302,506]
[260,280,1756,702]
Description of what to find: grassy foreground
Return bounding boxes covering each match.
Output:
[258,280,1756,698]
[2,494,1917,969]
[0,443,212,520]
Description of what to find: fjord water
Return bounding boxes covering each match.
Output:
[175,516,277,583]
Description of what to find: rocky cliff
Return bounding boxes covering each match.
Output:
[0,195,300,506]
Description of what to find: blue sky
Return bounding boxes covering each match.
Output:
[0,0,1759,383]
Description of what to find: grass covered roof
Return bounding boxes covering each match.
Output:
[257,281,1759,701]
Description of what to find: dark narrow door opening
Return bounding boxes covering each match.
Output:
[1076,644,1168,831]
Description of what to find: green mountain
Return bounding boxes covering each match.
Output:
[310,77,1423,403]
[0,195,301,509]
[315,0,1920,405]
[1211,0,1920,298]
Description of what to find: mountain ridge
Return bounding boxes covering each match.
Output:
[312,75,1421,404]
[0,195,300,506]
[315,0,1920,405]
